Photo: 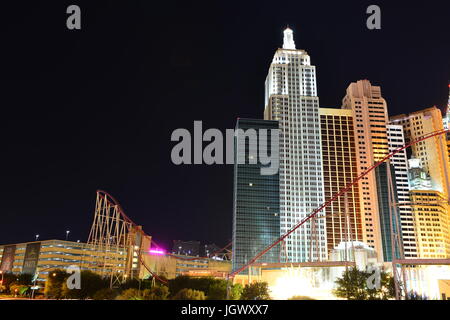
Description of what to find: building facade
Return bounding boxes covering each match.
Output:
[390,107,450,196]
[0,240,127,281]
[374,162,402,262]
[341,80,389,261]
[140,252,231,280]
[387,124,418,258]
[409,190,450,258]
[319,108,363,255]
[232,118,280,274]
[264,28,326,262]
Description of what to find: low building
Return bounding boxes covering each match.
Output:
[329,241,378,270]
[0,239,127,281]
[140,252,231,280]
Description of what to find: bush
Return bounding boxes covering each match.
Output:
[168,276,240,300]
[0,273,15,293]
[173,288,206,300]
[288,295,315,300]
[169,276,212,297]
[230,283,243,300]
[115,285,170,300]
[333,267,395,300]
[17,274,33,286]
[142,286,170,300]
[62,270,109,299]
[9,284,30,297]
[93,288,118,300]
[44,269,68,299]
[119,279,153,291]
[207,281,227,300]
[240,282,271,300]
[116,288,142,300]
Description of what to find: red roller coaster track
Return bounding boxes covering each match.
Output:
[93,191,232,284]
[96,190,137,226]
[229,128,450,277]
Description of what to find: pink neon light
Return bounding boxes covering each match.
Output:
[149,249,165,255]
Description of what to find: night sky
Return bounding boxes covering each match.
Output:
[1,1,449,249]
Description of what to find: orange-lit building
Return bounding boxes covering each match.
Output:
[341,80,389,261]
[320,108,363,255]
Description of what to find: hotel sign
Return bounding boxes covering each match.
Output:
[22,242,41,275]
[0,245,17,272]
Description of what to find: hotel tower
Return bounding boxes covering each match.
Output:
[264,28,327,262]
[342,80,388,261]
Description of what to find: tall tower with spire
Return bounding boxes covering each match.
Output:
[264,28,327,262]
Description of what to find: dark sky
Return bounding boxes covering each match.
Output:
[1,1,449,249]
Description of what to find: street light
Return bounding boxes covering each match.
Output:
[31,267,57,299]
[65,230,70,241]
[35,234,39,241]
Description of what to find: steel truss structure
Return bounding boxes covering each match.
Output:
[87,190,149,287]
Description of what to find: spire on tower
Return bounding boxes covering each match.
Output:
[443,83,450,129]
[447,83,450,110]
[283,27,296,50]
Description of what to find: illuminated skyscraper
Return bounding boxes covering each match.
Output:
[391,107,450,259]
[320,108,363,255]
[387,125,417,258]
[341,80,388,261]
[374,162,402,262]
[264,28,326,262]
[232,119,280,273]
[390,107,450,197]
[409,188,450,259]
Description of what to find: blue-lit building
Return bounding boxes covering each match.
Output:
[375,162,403,262]
[232,118,280,274]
